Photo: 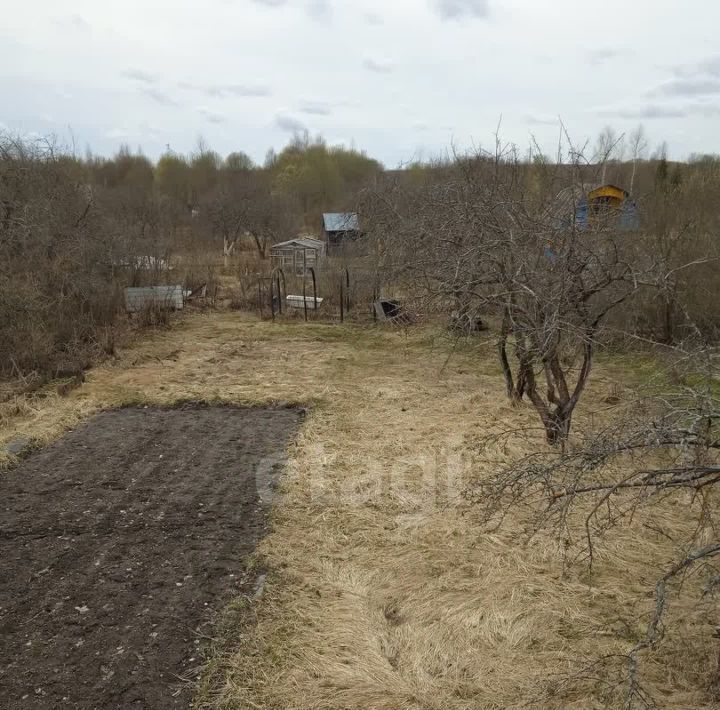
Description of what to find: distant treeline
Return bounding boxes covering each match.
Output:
[3,126,720,382]
[85,132,383,223]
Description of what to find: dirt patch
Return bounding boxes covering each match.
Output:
[0,405,301,709]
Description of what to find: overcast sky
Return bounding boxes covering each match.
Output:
[2,0,720,166]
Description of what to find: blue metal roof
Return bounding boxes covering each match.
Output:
[323,213,359,232]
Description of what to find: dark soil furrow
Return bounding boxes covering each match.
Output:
[0,406,300,710]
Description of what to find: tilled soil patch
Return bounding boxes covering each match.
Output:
[0,405,301,709]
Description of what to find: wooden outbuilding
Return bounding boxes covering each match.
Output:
[270,237,325,276]
[554,183,639,231]
[322,213,361,252]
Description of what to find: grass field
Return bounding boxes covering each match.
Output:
[1,312,715,709]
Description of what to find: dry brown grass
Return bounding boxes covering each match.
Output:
[1,312,715,708]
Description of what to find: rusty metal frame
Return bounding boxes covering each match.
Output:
[340,269,351,323]
[270,268,286,321]
[340,280,345,323]
[302,267,318,322]
[311,268,318,312]
[345,268,351,314]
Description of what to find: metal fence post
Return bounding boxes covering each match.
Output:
[309,267,318,314]
[340,280,344,323]
[270,277,276,321]
[270,268,286,320]
[345,268,351,314]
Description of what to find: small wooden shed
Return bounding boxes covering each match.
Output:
[270,237,326,276]
[584,184,639,229]
[322,213,360,253]
[553,183,639,231]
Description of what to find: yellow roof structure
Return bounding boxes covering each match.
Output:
[587,184,629,203]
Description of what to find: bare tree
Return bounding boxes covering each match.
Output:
[203,170,299,264]
[204,180,252,267]
[246,188,298,259]
[595,125,625,184]
[364,138,650,443]
[628,124,648,194]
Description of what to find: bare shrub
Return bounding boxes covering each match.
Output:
[0,135,125,378]
[135,301,173,329]
[467,343,720,706]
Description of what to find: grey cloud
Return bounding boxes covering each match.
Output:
[103,123,160,143]
[123,68,157,84]
[434,0,489,20]
[525,114,559,126]
[105,128,134,140]
[69,14,91,30]
[675,54,720,78]
[140,88,180,107]
[602,100,720,120]
[697,55,720,77]
[586,48,623,65]
[306,0,332,20]
[363,57,393,74]
[181,82,271,98]
[249,0,332,20]
[299,100,332,116]
[199,108,226,124]
[650,77,720,97]
[690,102,720,117]
[219,84,271,98]
[275,113,307,133]
[52,14,91,32]
[606,104,687,120]
[365,12,383,25]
